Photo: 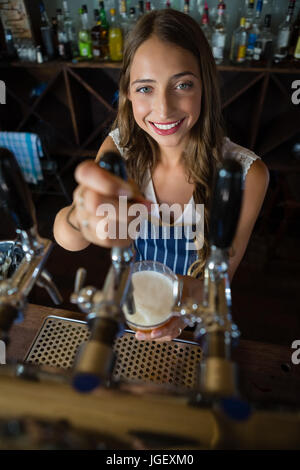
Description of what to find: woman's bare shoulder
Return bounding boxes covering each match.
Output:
[95,136,122,163]
[246,158,269,190]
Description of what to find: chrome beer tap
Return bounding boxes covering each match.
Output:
[176,159,243,398]
[0,148,62,344]
[71,152,136,392]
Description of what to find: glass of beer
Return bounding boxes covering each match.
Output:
[122,260,182,332]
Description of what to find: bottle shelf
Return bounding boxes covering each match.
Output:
[0,61,299,174]
[5,59,300,73]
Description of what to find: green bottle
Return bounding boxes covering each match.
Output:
[78,5,92,59]
[99,1,109,61]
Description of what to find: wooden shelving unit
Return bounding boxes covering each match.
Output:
[0,60,300,175]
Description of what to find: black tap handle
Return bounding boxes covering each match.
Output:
[0,304,22,345]
[0,148,36,231]
[209,159,243,249]
[98,151,128,181]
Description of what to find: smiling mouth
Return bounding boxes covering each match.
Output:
[148,118,185,136]
[150,119,184,130]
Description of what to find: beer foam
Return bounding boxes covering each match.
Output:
[125,270,175,327]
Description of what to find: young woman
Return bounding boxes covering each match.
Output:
[54,10,269,341]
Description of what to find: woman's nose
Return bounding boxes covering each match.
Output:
[155,90,175,119]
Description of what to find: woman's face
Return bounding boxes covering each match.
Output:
[128,35,202,153]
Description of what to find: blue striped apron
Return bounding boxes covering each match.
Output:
[133,219,198,276]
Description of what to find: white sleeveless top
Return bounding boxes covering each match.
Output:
[109,128,260,181]
[108,128,260,275]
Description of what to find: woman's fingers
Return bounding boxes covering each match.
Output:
[75,160,134,197]
[75,187,135,221]
[135,316,186,342]
[72,162,152,248]
[74,196,137,247]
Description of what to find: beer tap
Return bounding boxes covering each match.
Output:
[71,152,136,393]
[177,159,243,398]
[0,148,62,344]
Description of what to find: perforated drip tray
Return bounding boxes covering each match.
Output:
[25,316,203,390]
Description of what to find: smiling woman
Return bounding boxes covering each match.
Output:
[53,9,269,342]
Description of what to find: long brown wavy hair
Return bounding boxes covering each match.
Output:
[113,9,225,279]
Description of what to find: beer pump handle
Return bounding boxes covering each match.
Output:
[0,303,21,344]
[98,151,128,181]
[72,152,131,393]
[208,159,243,249]
[0,148,36,231]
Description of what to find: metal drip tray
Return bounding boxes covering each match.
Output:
[25,316,203,389]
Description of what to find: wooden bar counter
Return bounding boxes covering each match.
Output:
[6,303,300,408]
[1,303,300,449]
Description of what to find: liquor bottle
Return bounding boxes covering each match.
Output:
[252,14,273,66]
[4,27,17,59]
[36,45,43,64]
[200,1,212,46]
[246,0,262,60]
[289,9,300,59]
[120,0,129,38]
[138,1,145,18]
[78,5,92,59]
[244,0,255,31]
[213,0,227,25]
[108,8,123,62]
[145,2,152,13]
[39,2,56,60]
[211,1,226,65]
[57,8,73,60]
[51,16,59,55]
[91,9,102,60]
[273,0,296,63]
[128,7,137,32]
[230,17,247,65]
[184,0,190,15]
[294,32,300,61]
[62,0,78,58]
[99,1,110,61]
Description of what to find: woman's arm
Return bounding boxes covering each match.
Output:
[228,159,269,282]
[53,205,91,252]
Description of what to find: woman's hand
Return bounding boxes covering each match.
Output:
[134,275,203,341]
[73,160,151,248]
[135,315,186,342]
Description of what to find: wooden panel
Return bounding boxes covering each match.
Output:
[1,61,299,166]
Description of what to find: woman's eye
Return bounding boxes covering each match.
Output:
[177,82,193,90]
[136,86,151,94]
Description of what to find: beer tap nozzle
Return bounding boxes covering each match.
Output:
[71,151,135,392]
[197,159,243,397]
[0,148,62,342]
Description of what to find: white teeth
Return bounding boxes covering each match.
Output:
[152,119,182,130]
